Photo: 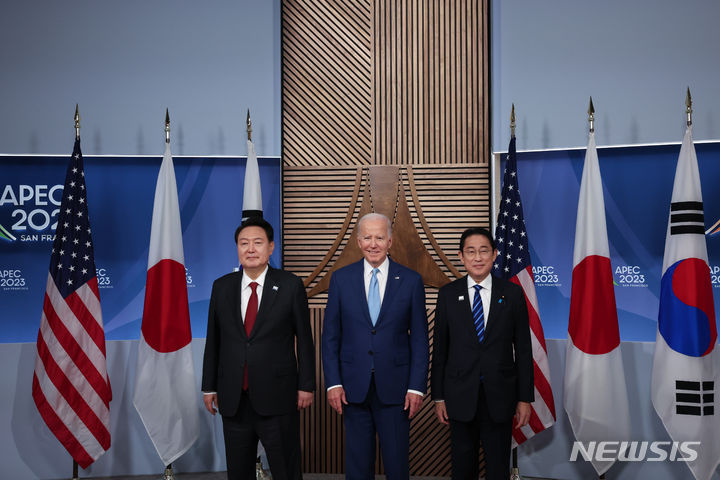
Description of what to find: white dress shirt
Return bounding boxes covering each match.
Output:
[467,274,492,328]
[241,266,268,323]
[363,257,389,303]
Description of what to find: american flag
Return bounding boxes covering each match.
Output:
[32,139,112,468]
[494,136,556,447]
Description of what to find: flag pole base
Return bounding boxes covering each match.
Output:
[510,466,521,480]
[162,464,175,480]
[256,456,272,479]
[71,460,79,480]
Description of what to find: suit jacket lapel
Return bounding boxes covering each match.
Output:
[353,260,373,326]
[454,276,477,338]
[375,260,400,326]
[232,272,247,338]
[485,275,504,339]
[252,267,280,338]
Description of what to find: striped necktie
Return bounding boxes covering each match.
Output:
[472,284,485,344]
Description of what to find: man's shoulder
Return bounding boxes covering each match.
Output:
[331,260,363,278]
[438,275,466,296]
[214,270,240,285]
[267,267,303,284]
[389,259,423,280]
[491,275,523,296]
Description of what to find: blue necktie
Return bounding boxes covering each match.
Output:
[472,284,485,344]
[368,268,380,325]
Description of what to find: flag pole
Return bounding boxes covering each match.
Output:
[162,109,177,480]
[165,108,171,144]
[71,105,80,480]
[588,97,606,480]
[247,109,252,141]
[74,104,80,141]
[509,102,522,480]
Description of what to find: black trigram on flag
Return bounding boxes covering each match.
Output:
[676,380,714,416]
[670,201,705,235]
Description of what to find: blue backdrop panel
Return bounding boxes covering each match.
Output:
[507,141,720,341]
[0,154,281,343]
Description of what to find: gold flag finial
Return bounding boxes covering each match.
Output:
[588,96,595,133]
[165,108,171,144]
[246,109,253,142]
[686,87,693,127]
[510,103,516,139]
[74,104,80,140]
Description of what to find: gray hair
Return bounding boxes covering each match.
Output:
[357,212,392,237]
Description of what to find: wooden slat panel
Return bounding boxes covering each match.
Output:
[283,0,488,168]
[283,0,490,475]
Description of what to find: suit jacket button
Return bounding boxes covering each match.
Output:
[371,329,376,335]
[368,350,373,356]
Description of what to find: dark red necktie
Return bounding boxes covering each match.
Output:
[243,281,259,390]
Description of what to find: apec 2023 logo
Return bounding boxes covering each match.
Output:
[0,184,63,242]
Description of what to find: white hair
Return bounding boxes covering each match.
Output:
[357,212,392,237]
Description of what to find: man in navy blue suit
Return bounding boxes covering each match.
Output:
[322,212,429,480]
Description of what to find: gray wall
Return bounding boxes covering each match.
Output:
[0,0,281,156]
[492,0,720,151]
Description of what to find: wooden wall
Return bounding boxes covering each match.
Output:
[281,0,490,475]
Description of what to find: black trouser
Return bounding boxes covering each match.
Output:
[448,383,512,480]
[221,390,302,480]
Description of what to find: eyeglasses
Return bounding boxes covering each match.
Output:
[461,249,493,258]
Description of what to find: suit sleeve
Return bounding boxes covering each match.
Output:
[407,274,429,394]
[430,287,448,401]
[201,280,220,392]
[321,271,342,389]
[292,275,316,392]
[513,286,535,403]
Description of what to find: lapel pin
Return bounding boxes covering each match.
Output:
[272,285,279,291]
[458,295,464,301]
[498,296,504,304]
[394,276,400,280]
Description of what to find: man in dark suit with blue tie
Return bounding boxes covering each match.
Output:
[431,227,533,480]
[322,212,429,480]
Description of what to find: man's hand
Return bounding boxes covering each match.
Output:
[515,401,531,427]
[327,387,347,415]
[434,401,449,425]
[404,392,423,419]
[297,390,314,410]
[203,393,218,415]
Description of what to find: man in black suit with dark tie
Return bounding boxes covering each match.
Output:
[431,227,533,480]
[201,217,315,480]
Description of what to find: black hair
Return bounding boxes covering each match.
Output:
[234,216,274,243]
[459,227,496,251]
